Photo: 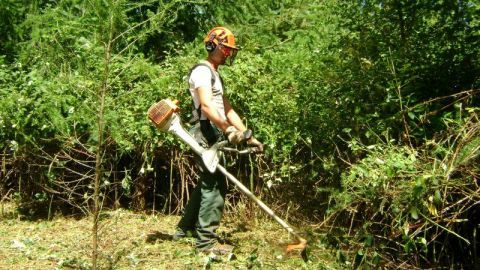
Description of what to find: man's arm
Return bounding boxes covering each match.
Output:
[223,96,247,132]
[196,86,231,132]
[224,96,264,151]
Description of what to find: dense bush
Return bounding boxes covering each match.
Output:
[325,107,479,267]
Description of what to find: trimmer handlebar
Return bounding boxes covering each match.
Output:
[243,129,253,141]
[220,146,260,154]
[213,140,261,155]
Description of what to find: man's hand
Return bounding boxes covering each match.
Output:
[247,137,264,153]
[225,126,252,145]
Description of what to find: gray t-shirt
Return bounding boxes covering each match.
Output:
[188,62,225,121]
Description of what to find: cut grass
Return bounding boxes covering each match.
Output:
[0,202,340,269]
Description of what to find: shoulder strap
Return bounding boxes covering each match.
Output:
[187,63,221,123]
[188,63,216,87]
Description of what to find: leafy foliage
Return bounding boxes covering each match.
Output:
[325,108,479,267]
[0,0,479,268]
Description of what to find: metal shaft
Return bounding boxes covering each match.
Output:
[216,164,306,243]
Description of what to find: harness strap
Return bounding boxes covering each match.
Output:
[187,63,222,122]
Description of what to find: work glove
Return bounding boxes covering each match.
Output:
[247,137,264,153]
[225,126,252,145]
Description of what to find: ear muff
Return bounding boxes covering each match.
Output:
[205,41,216,52]
[205,32,217,52]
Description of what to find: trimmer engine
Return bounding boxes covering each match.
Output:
[147,99,180,130]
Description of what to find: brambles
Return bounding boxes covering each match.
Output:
[324,108,479,268]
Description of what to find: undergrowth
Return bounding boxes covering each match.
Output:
[323,107,480,268]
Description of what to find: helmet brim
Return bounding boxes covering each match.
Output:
[220,43,240,50]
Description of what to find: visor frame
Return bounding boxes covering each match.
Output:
[219,43,239,66]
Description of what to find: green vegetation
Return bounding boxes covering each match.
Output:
[0,202,340,269]
[1,0,479,269]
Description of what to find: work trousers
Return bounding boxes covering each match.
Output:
[176,167,227,250]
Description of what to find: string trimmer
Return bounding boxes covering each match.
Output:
[147,99,307,254]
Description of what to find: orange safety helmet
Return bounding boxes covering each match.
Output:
[204,26,239,65]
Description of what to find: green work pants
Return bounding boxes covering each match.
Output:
[176,168,227,250]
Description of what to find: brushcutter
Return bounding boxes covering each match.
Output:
[147,99,307,254]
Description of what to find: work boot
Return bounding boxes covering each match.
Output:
[202,243,234,255]
[172,227,197,241]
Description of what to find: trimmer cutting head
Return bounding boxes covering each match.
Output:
[286,238,307,253]
[147,99,180,130]
[287,237,308,261]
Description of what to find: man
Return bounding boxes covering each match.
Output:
[174,26,263,255]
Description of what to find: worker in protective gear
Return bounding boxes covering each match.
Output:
[173,26,263,255]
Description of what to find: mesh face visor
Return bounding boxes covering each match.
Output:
[220,44,239,66]
[228,47,238,65]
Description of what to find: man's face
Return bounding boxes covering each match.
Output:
[220,46,232,57]
[218,45,238,65]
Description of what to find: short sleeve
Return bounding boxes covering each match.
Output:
[189,65,213,89]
